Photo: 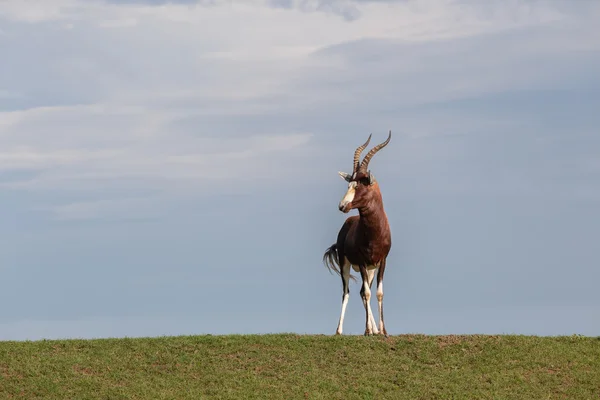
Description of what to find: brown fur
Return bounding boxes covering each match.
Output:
[323,134,393,336]
[338,179,391,268]
[323,177,392,281]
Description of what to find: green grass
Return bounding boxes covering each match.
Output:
[1,334,599,399]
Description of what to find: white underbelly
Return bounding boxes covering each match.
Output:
[350,263,378,272]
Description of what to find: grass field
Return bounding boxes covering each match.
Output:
[1,333,598,399]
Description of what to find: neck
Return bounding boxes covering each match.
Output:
[357,194,388,234]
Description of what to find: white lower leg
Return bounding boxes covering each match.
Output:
[377,281,385,333]
[336,264,351,335]
[362,283,376,335]
[367,301,379,335]
[367,270,379,335]
[369,312,378,334]
[336,293,349,335]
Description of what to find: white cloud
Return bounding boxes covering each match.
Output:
[0,0,79,23]
[38,197,161,220]
[0,103,313,190]
[1,0,599,219]
[96,16,138,28]
[0,147,117,170]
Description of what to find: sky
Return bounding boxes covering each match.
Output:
[1,0,599,340]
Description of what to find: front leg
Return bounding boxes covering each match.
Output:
[367,268,379,335]
[358,265,376,336]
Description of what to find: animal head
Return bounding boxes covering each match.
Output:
[338,131,391,213]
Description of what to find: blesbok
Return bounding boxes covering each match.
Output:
[323,131,392,336]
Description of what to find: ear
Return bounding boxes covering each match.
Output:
[368,171,377,185]
[338,171,353,182]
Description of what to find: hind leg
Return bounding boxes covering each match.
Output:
[376,259,388,337]
[335,260,351,335]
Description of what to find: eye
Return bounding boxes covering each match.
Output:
[359,177,370,186]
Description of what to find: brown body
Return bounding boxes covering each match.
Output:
[323,132,393,336]
[336,182,391,270]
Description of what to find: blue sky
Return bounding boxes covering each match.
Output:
[1,0,599,340]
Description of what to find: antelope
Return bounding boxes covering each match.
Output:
[323,131,392,336]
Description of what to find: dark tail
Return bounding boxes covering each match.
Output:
[323,244,357,282]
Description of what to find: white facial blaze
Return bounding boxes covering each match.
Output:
[339,181,357,209]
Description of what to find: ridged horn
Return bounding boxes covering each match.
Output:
[359,130,391,172]
[353,134,372,173]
